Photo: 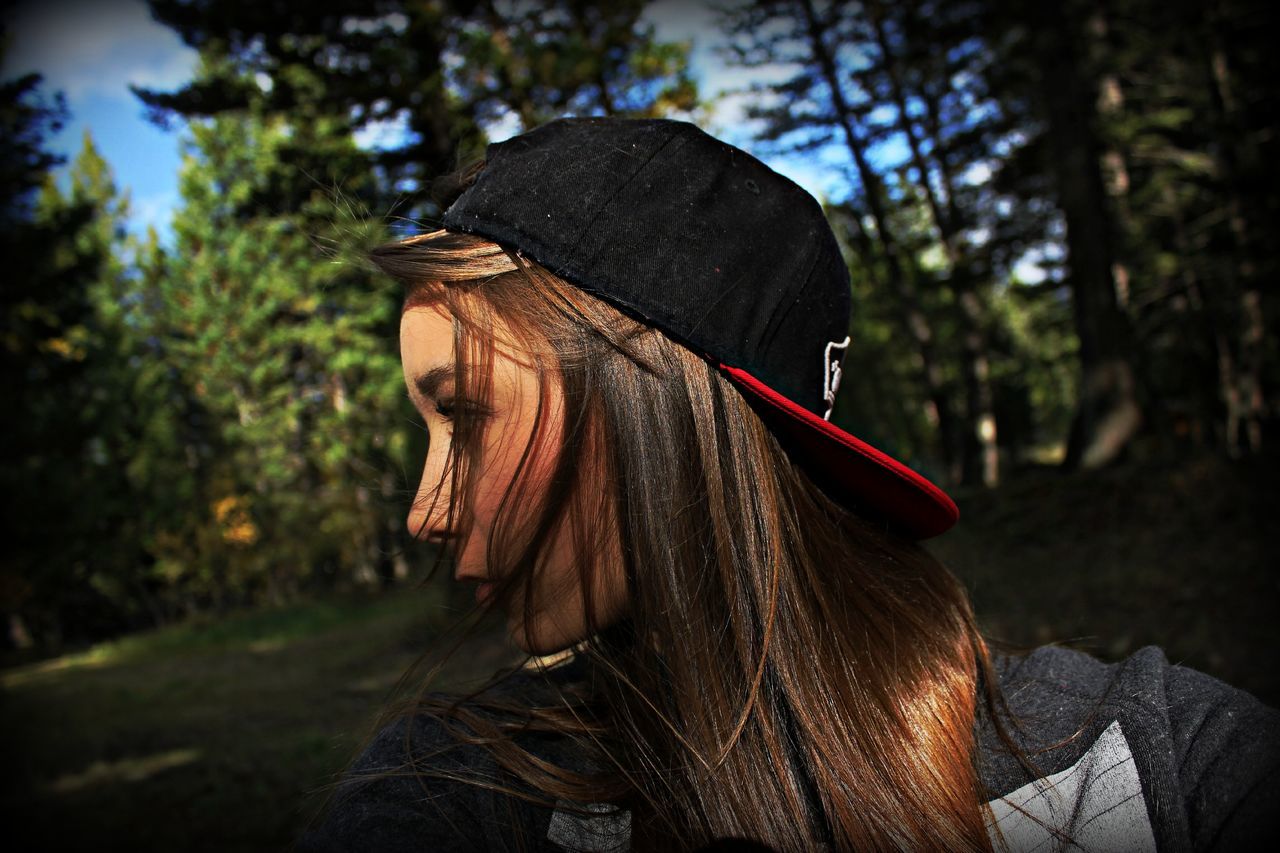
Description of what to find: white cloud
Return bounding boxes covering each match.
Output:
[340,12,408,36]
[961,161,993,186]
[2,0,197,104]
[353,110,413,151]
[643,0,795,134]
[482,109,523,144]
[130,189,178,236]
[1013,250,1049,285]
[644,0,724,46]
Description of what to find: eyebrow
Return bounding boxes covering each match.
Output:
[413,365,456,400]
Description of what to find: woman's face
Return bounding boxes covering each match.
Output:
[400,300,628,654]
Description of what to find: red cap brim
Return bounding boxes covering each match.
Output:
[720,365,959,539]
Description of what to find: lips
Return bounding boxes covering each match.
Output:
[453,571,495,606]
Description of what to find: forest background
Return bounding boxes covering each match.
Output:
[1,0,1276,850]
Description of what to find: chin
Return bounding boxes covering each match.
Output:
[508,618,579,657]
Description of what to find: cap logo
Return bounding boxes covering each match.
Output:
[822,336,851,421]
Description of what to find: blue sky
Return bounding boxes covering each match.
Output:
[0,0,873,242]
[3,0,197,235]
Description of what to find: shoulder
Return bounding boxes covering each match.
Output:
[295,711,545,853]
[980,644,1280,851]
[295,663,593,853]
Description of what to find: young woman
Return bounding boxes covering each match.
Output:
[298,118,1278,851]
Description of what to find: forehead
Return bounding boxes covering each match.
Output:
[400,303,455,366]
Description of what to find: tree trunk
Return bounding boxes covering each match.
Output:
[396,9,478,201]
[869,5,999,486]
[1204,2,1266,455]
[8,611,34,650]
[1029,2,1142,469]
[352,482,378,586]
[797,0,960,481]
[1164,183,1232,448]
[378,470,410,585]
[1088,11,1135,313]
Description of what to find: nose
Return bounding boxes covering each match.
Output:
[407,440,452,543]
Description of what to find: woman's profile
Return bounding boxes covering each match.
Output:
[297,118,1278,851]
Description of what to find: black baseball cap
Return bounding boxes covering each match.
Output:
[437,117,958,539]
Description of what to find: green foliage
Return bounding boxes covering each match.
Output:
[6,0,701,652]
[137,0,698,219]
[135,79,410,612]
[15,0,1272,651]
[448,1,697,128]
[1070,0,1279,451]
[1,106,158,644]
[720,0,1276,475]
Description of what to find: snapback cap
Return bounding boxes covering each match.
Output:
[439,117,958,539]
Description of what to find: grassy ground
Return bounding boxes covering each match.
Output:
[0,581,521,853]
[932,452,1279,705]
[1,454,1274,851]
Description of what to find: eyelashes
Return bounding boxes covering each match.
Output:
[433,397,494,423]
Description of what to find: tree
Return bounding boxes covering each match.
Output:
[137,0,697,219]
[1018,2,1143,469]
[718,0,1026,486]
[117,0,701,611]
[135,59,410,609]
[1,108,160,647]
[1,71,72,649]
[986,0,1277,462]
[864,0,1002,485]
[1193,0,1273,455]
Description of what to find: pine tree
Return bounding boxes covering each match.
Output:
[983,0,1277,461]
[718,0,1018,485]
[137,0,697,218]
[139,63,409,609]
[121,0,702,610]
[2,114,160,647]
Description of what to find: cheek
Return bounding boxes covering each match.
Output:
[476,422,562,540]
[592,552,631,626]
[528,533,629,636]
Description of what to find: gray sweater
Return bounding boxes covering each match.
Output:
[296,646,1280,851]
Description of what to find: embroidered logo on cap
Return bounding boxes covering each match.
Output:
[823,336,851,421]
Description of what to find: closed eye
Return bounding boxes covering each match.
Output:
[433,398,493,422]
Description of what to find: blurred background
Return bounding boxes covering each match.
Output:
[1,0,1276,849]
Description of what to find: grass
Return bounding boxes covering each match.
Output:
[931,452,1279,705]
[1,580,521,853]
[2,453,1274,851]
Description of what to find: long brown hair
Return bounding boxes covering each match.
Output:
[329,218,1010,850]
